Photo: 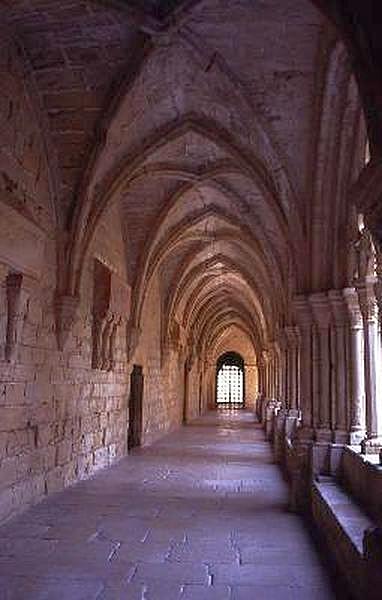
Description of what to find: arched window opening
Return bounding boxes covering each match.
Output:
[216,352,245,408]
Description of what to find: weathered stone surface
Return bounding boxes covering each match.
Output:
[0,412,336,599]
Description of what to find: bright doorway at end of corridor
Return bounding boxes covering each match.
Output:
[216,351,245,409]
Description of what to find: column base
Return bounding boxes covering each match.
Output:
[315,428,332,443]
[287,409,300,418]
[295,426,315,442]
[349,429,366,446]
[333,429,349,444]
[361,436,382,455]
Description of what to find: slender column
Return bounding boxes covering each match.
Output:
[285,326,299,411]
[328,290,349,442]
[262,350,270,398]
[285,347,290,409]
[269,348,275,399]
[310,293,332,441]
[257,357,263,398]
[293,296,314,437]
[277,332,288,408]
[344,288,366,445]
[273,344,279,400]
[357,282,382,451]
[273,343,281,400]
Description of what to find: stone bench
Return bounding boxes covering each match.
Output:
[312,477,382,600]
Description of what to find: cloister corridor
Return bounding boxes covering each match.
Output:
[0,411,339,600]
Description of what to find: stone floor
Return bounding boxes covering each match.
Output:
[0,411,340,599]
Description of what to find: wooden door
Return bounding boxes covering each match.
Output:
[128,364,144,450]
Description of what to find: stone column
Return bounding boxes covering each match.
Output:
[262,350,268,398]
[293,296,314,438]
[259,357,265,397]
[277,332,288,407]
[262,349,270,403]
[310,293,332,441]
[344,287,366,445]
[273,342,280,400]
[285,326,299,411]
[328,290,349,443]
[268,348,275,400]
[357,281,382,452]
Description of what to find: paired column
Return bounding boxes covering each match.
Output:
[293,296,314,437]
[344,287,366,444]
[285,326,299,411]
[310,293,332,441]
[357,282,382,451]
[328,291,349,442]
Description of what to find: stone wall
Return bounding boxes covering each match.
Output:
[134,274,185,445]
[0,202,129,523]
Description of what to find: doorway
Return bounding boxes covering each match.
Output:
[216,352,245,408]
[128,364,144,450]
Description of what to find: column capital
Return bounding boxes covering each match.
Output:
[293,295,312,328]
[275,329,288,350]
[328,289,348,326]
[309,292,331,328]
[343,287,363,329]
[54,293,80,351]
[284,325,299,347]
[356,281,378,323]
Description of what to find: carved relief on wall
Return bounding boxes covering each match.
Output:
[92,258,123,371]
[0,268,35,363]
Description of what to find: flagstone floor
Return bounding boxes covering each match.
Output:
[0,411,340,599]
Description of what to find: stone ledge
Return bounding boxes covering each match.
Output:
[341,446,382,525]
[313,478,373,555]
[312,477,382,600]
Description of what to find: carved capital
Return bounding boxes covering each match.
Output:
[328,289,348,326]
[356,282,378,323]
[309,292,331,328]
[284,325,299,348]
[55,294,79,351]
[343,287,363,329]
[275,329,288,350]
[293,295,312,329]
[185,352,196,373]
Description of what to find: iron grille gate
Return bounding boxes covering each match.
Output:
[216,364,244,408]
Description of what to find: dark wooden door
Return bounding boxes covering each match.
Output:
[183,361,188,424]
[198,372,203,415]
[128,364,144,450]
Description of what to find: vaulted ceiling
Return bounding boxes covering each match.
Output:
[1,0,373,361]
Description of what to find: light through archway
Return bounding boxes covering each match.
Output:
[216,352,245,408]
